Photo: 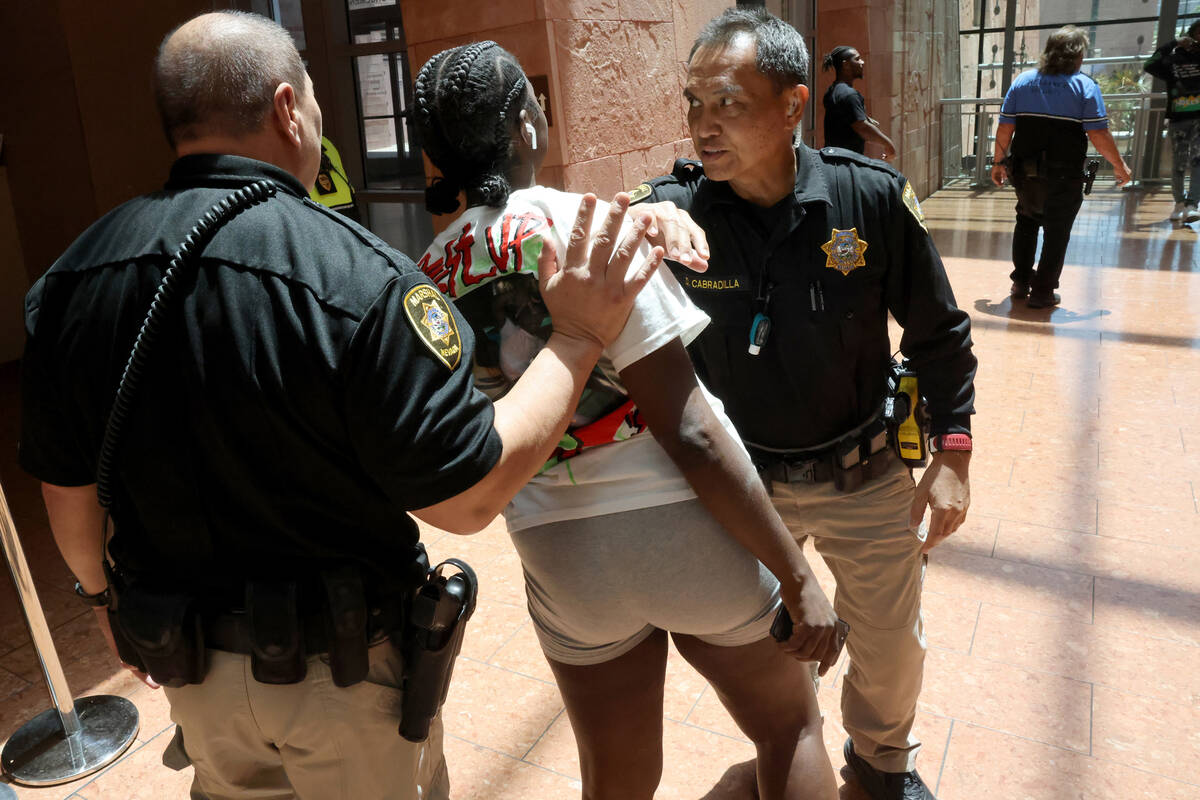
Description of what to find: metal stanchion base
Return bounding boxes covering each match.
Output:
[2,695,139,786]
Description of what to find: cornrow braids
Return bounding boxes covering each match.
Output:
[413,41,534,213]
[496,74,529,145]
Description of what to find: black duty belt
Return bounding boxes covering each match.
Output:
[203,611,393,655]
[760,445,893,485]
[205,611,334,655]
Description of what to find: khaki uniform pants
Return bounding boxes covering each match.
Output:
[163,643,449,800]
[770,457,926,774]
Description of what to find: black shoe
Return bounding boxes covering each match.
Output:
[844,738,936,800]
[1010,280,1030,299]
[1026,289,1061,308]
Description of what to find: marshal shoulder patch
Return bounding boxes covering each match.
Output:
[902,181,927,232]
[627,183,653,203]
[820,228,869,275]
[403,283,462,370]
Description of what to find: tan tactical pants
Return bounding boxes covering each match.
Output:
[163,642,449,800]
[769,456,926,774]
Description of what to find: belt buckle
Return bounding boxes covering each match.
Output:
[783,458,817,483]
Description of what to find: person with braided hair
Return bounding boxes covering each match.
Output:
[414,41,843,800]
[821,45,896,159]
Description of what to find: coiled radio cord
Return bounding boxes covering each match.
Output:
[96,180,278,510]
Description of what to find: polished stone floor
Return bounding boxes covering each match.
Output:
[1,183,1197,798]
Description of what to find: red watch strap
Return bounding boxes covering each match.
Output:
[935,433,972,452]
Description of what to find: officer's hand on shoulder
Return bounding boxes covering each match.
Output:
[636,201,709,272]
[538,192,665,349]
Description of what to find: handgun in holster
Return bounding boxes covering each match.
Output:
[399,556,478,742]
[1083,159,1100,195]
[886,359,928,468]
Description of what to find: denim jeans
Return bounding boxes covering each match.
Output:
[1170,118,1200,204]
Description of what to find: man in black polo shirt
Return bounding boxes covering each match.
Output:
[19,12,658,800]
[634,9,975,800]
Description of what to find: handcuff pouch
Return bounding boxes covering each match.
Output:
[247,580,306,684]
[322,566,369,687]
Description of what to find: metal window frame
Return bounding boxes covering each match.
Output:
[952,0,1183,189]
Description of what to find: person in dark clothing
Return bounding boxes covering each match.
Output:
[18,11,659,799]
[1144,21,1200,223]
[821,45,896,159]
[991,25,1131,308]
[633,8,977,800]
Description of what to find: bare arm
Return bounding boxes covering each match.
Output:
[41,482,108,593]
[620,339,844,672]
[1086,129,1132,185]
[851,119,897,160]
[991,122,1015,186]
[412,194,663,533]
[40,482,158,687]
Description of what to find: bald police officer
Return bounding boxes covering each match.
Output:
[19,11,660,799]
[635,9,976,800]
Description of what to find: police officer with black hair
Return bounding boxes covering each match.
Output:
[18,11,659,800]
[633,9,976,800]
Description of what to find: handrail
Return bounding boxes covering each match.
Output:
[975,54,1162,70]
[939,92,1169,187]
[939,92,1166,106]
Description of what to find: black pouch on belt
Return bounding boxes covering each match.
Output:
[247,580,307,684]
[322,566,369,687]
[832,438,864,493]
[114,584,207,687]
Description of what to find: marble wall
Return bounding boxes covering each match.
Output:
[402,0,727,229]
[816,0,959,198]
[404,0,957,210]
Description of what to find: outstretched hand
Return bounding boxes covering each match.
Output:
[538,192,664,349]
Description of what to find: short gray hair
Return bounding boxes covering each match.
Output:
[690,7,810,90]
[154,11,307,146]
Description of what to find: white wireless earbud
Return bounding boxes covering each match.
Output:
[525,122,538,151]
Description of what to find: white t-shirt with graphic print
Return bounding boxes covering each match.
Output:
[418,186,749,532]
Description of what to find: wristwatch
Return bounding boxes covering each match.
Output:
[929,433,972,453]
[73,581,111,607]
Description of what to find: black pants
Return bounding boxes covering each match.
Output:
[1009,173,1085,292]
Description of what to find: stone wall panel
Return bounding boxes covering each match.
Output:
[553,19,680,162]
[404,0,538,44]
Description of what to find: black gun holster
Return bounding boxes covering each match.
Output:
[398,553,477,743]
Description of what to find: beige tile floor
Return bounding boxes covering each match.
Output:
[1,183,1198,798]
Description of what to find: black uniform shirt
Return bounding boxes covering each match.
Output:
[642,145,976,452]
[823,82,868,153]
[20,155,501,588]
